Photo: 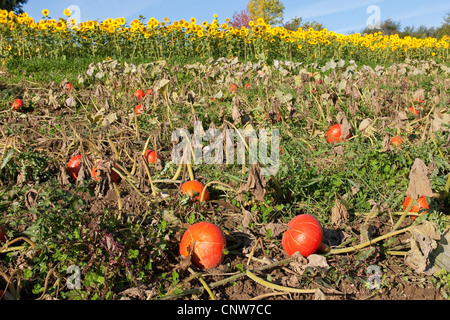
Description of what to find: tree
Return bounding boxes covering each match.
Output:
[230,9,252,29]
[401,25,436,38]
[0,0,29,13]
[247,0,285,26]
[434,12,450,39]
[361,13,449,39]
[283,16,323,31]
[362,18,401,35]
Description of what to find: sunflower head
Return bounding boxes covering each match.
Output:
[63,8,72,17]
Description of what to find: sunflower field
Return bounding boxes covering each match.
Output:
[1,9,449,65]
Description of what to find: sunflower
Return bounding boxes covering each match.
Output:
[63,8,72,17]
[42,9,49,17]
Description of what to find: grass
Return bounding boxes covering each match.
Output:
[0,54,449,300]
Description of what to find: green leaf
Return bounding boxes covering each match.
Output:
[23,268,33,280]
[1,149,14,170]
[356,247,375,265]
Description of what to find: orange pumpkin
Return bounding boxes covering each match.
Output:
[91,160,121,183]
[144,149,161,164]
[282,214,323,258]
[179,222,226,269]
[390,136,404,147]
[12,99,24,111]
[181,180,210,202]
[403,196,429,220]
[134,89,145,100]
[327,124,351,144]
[67,155,82,179]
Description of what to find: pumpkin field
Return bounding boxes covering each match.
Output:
[0,8,449,301]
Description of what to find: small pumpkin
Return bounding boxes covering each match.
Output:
[181,180,210,202]
[179,222,227,269]
[282,214,324,258]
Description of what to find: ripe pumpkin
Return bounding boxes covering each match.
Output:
[179,222,227,269]
[0,226,7,243]
[91,160,121,183]
[181,180,210,202]
[65,82,73,93]
[326,124,350,144]
[403,196,429,220]
[144,149,161,164]
[67,155,82,180]
[282,214,323,258]
[229,84,238,92]
[12,99,23,111]
[390,136,404,147]
[409,107,419,115]
[134,89,145,100]
[135,104,143,115]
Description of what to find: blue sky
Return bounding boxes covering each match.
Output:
[22,0,449,34]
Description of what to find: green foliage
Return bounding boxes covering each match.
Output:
[283,16,323,31]
[0,0,28,13]
[362,13,450,39]
[247,0,285,25]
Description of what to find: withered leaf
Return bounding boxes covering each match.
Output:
[381,134,391,152]
[259,222,287,238]
[431,109,450,132]
[242,208,256,229]
[231,98,241,124]
[430,228,450,273]
[413,88,425,101]
[331,195,348,227]
[406,158,434,199]
[405,221,441,274]
[64,96,76,108]
[289,252,329,275]
[358,118,374,133]
[238,163,267,201]
[314,289,326,300]
[58,164,71,185]
[337,112,352,139]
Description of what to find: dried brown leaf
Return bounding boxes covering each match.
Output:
[431,109,450,132]
[405,221,441,273]
[232,102,241,124]
[331,195,348,227]
[430,228,450,273]
[406,158,434,199]
[238,163,267,201]
[337,112,352,139]
[289,252,329,275]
